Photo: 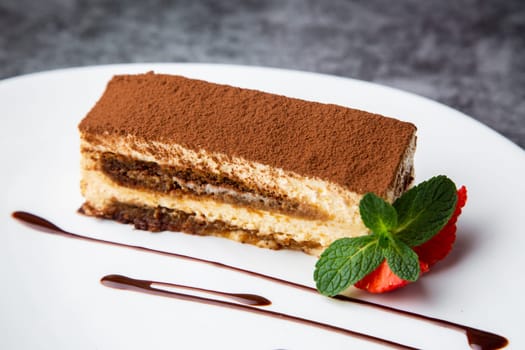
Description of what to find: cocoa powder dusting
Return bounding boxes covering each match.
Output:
[78,72,416,195]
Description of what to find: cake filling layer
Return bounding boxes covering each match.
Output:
[79,201,322,252]
[99,152,327,220]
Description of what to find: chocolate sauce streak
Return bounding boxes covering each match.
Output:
[334,295,508,350]
[101,274,415,349]
[12,211,509,349]
[101,274,270,306]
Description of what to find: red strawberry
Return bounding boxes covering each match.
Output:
[355,186,467,293]
[414,186,468,266]
[355,260,429,293]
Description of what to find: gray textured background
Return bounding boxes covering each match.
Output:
[1,0,524,148]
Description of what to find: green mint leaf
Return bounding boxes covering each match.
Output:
[384,238,420,281]
[314,236,383,296]
[359,193,398,234]
[393,175,457,246]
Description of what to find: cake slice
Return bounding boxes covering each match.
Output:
[78,72,416,255]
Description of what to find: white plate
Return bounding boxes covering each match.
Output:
[1,63,524,350]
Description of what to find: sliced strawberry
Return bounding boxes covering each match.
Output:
[414,186,468,266]
[354,260,429,293]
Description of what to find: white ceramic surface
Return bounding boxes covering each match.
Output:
[1,64,524,349]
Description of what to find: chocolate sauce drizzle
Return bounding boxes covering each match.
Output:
[101,274,414,349]
[12,211,509,349]
[102,274,270,306]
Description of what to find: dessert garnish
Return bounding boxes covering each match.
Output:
[314,175,467,295]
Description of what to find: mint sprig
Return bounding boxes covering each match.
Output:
[314,175,457,296]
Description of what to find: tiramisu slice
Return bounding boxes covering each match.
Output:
[78,72,416,255]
